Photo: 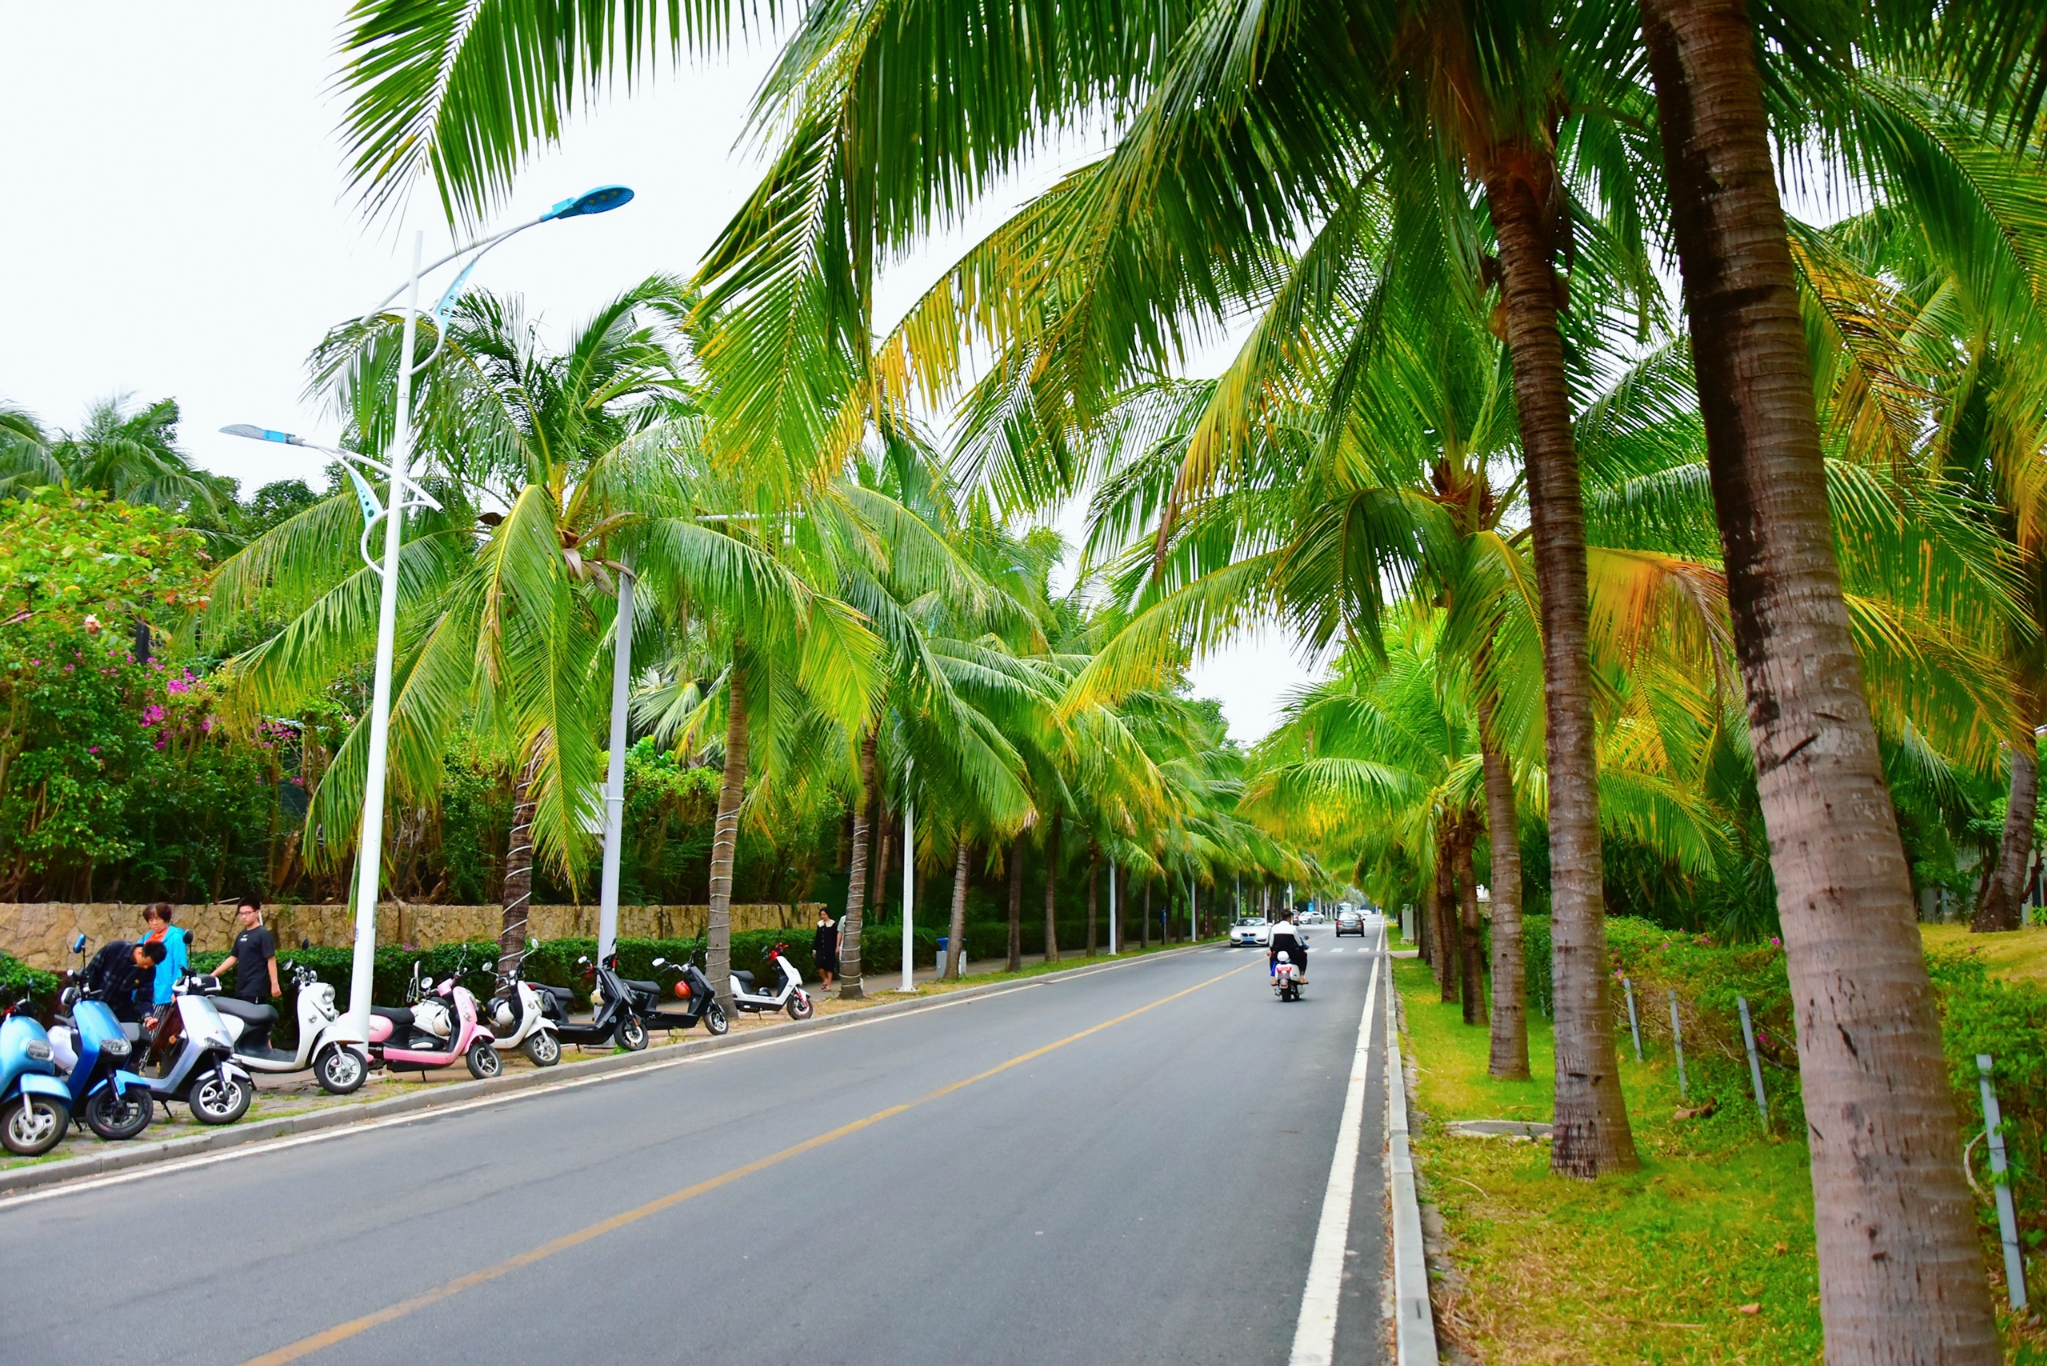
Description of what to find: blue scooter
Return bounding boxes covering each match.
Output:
[49,935,155,1140]
[0,993,70,1156]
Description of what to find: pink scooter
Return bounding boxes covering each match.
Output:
[366,962,503,1080]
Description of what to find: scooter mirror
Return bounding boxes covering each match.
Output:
[651,957,666,968]
[70,933,87,954]
[300,936,311,950]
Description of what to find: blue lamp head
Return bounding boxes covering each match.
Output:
[543,185,634,221]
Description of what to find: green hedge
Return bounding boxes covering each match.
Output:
[0,952,62,1017]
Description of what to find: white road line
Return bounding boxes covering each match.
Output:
[1288,925,1383,1366]
[0,946,1204,1213]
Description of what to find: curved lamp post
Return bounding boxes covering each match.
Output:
[223,186,633,1031]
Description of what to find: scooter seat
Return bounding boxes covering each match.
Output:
[623,979,662,1000]
[371,1006,414,1031]
[533,983,575,1007]
[214,998,278,1029]
[732,970,757,993]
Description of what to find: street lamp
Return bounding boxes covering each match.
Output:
[223,186,633,1032]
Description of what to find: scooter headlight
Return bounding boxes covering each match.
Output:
[100,1036,131,1057]
[24,1040,52,1061]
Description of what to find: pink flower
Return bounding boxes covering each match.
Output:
[87,746,100,754]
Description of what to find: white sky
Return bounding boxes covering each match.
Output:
[0,1,1317,741]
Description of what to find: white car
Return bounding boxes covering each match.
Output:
[1299,910,1326,925]
[1230,917,1271,947]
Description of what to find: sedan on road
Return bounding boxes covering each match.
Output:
[1334,909,1367,936]
[1230,917,1271,947]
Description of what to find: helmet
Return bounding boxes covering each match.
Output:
[1276,951,1292,964]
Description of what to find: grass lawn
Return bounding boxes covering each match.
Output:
[1920,921,2047,986]
[1395,957,1824,1364]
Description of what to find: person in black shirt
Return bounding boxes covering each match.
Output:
[82,939,166,1023]
[215,897,280,1004]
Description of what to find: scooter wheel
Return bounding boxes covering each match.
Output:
[84,1086,153,1140]
[314,1044,367,1095]
[703,1003,729,1037]
[0,1094,68,1156]
[466,1041,503,1080]
[522,1031,561,1067]
[614,1016,649,1052]
[191,1068,252,1125]
[787,994,814,1021]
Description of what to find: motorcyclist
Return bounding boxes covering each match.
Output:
[1268,910,1307,984]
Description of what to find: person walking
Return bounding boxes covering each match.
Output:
[215,896,279,1005]
[812,912,839,992]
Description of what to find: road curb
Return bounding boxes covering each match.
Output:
[1383,952,1441,1366]
[0,943,1215,1200]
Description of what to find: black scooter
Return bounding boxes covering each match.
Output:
[519,956,639,1052]
[612,950,728,1050]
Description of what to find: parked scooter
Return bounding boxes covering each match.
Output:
[0,993,70,1156]
[131,974,258,1124]
[1272,950,1304,1002]
[536,955,643,1051]
[729,943,814,1021]
[484,966,562,1067]
[612,950,729,1049]
[48,936,155,1140]
[367,961,502,1080]
[200,961,369,1095]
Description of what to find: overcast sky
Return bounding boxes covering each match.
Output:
[0,1,1319,742]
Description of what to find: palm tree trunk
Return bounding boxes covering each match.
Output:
[1455,819,1485,1026]
[1479,706,1529,1078]
[838,729,877,999]
[1007,841,1024,971]
[945,839,971,980]
[1434,825,1460,1004]
[1974,736,2036,933]
[707,656,750,1010]
[1087,842,1100,956]
[872,805,894,925]
[1637,0,1997,1349]
[1483,154,1637,1177]
[495,750,543,983]
[1141,879,1151,949]
[1043,815,1062,961]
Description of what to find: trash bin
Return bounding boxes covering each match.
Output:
[936,937,950,977]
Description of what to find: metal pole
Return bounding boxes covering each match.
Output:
[1623,976,1642,1061]
[1669,990,1687,1100]
[900,760,914,992]
[1978,1055,2029,1310]
[596,570,635,964]
[1737,995,1768,1124]
[1108,857,1118,955]
[345,230,422,1031]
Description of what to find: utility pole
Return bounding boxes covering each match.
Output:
[899,759,915,992]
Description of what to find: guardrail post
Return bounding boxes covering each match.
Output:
[1623,976,1642,1061]
[1977,1054,2029,1311]
[1668,990,1687,1100]
[1736,995,1767,1124]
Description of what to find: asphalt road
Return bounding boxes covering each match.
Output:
[1,925,1389,1366]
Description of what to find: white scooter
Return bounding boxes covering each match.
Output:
[1272,950,1304,1002]
[730,943,815,1021]
[205,961,370,1094]
[484,967,562,1066]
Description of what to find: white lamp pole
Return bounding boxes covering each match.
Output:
[1107,857,1117,955]
[340,231,423,1031]
[596,569,636,962]
[223,187,636,1027]
[900,759,915,992]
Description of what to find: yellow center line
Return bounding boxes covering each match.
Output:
[241,960,1249,1366]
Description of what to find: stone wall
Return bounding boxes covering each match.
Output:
[0,901,825,969]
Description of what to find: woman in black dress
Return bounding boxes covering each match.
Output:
[812,913,840,990]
